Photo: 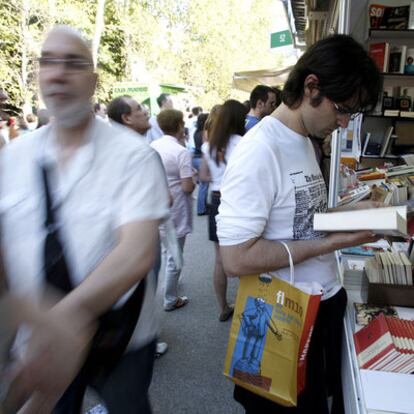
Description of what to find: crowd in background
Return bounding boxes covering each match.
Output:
[0,83,282,322]
[0,25,382,414]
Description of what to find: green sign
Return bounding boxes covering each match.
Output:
[112,83,149,102]
[270,30,293,48]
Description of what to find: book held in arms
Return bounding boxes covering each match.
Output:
[354,314,414,374]
[313,206,407,237]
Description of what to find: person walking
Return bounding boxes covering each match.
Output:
[200,99,247,321]
[0,25,169,413]
[151,109,194,311]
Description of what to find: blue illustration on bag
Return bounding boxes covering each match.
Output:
[231,296,281,376]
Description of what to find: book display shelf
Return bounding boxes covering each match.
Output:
[337,15,414,414]
[364,29,414,163]
[341,285,414,414]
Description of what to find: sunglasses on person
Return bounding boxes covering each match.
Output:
[37,57,94,71]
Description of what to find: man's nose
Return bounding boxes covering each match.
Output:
[42,63,70,82]
[337,114,351,129]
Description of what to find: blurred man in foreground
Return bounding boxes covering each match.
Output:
[0,25,169,413]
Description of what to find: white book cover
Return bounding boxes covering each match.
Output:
[313,206,407,237]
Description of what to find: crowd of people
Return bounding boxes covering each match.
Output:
[0,24,383,414]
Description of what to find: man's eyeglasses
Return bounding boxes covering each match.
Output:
[332,102,362,120]
[37,57,94,71]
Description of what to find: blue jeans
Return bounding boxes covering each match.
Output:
[192,157,208,214]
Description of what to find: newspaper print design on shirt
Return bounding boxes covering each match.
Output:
[290,170,327,240]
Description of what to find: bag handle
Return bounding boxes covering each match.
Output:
[279,241,294,285]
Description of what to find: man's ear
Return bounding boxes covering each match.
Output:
[303,74,320,99]
[256,99,265,110]
[121,113,131,126]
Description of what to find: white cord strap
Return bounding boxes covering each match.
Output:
[279,241,295,285]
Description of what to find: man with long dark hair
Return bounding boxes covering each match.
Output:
[217,35,382,413]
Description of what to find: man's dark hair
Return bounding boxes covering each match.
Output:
[282,34,382,112]
[191,106,202,116]
[107,96,132,125]
[271,87,282,108]
[249,85,275,109]
[157,93,170,108]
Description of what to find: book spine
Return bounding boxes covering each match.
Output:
[386,317,409,372]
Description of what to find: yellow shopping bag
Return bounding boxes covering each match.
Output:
[223,242,322,407]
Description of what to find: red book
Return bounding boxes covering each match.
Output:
[369,42,390,72]
[354,314,397,369]
[390,318,414,373]
[386,317,411,373]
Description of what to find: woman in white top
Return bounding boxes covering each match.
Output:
[151,110,195,311]
[200,99,247,321]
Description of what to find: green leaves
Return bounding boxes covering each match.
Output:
[1,0,288,111]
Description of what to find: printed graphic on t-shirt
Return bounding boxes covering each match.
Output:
[290,171,327,240]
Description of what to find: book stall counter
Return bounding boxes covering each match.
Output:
[342,288,414,414]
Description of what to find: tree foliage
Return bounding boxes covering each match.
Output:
[0,0,289,111]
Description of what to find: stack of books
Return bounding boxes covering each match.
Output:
[337,184,371,207]
[354,314,414,374]
[341,256,369,290]
[365,251,413,285]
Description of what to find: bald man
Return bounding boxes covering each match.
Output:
[0,25,169,413]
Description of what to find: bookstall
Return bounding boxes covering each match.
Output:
[329,1,414,413]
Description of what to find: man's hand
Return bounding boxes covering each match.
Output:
[3,305,95,414]
[324,230,381,251]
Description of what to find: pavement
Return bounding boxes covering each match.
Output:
[150,211,243,414]
[84,210,244,414]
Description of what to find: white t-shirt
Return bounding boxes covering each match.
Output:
[217,116,340,300]
[0,119,170,350]
[201,134,242,192]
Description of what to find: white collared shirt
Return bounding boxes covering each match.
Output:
[151,135,193,238]
[0,118,170,350]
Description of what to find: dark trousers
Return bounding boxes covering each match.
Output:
[53,340,156,414]
[235,288,347,414]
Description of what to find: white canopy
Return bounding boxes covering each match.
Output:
[232,66,293,92]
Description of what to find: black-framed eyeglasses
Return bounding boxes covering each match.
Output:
[332,102,362,120]
[37,57,94,71]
